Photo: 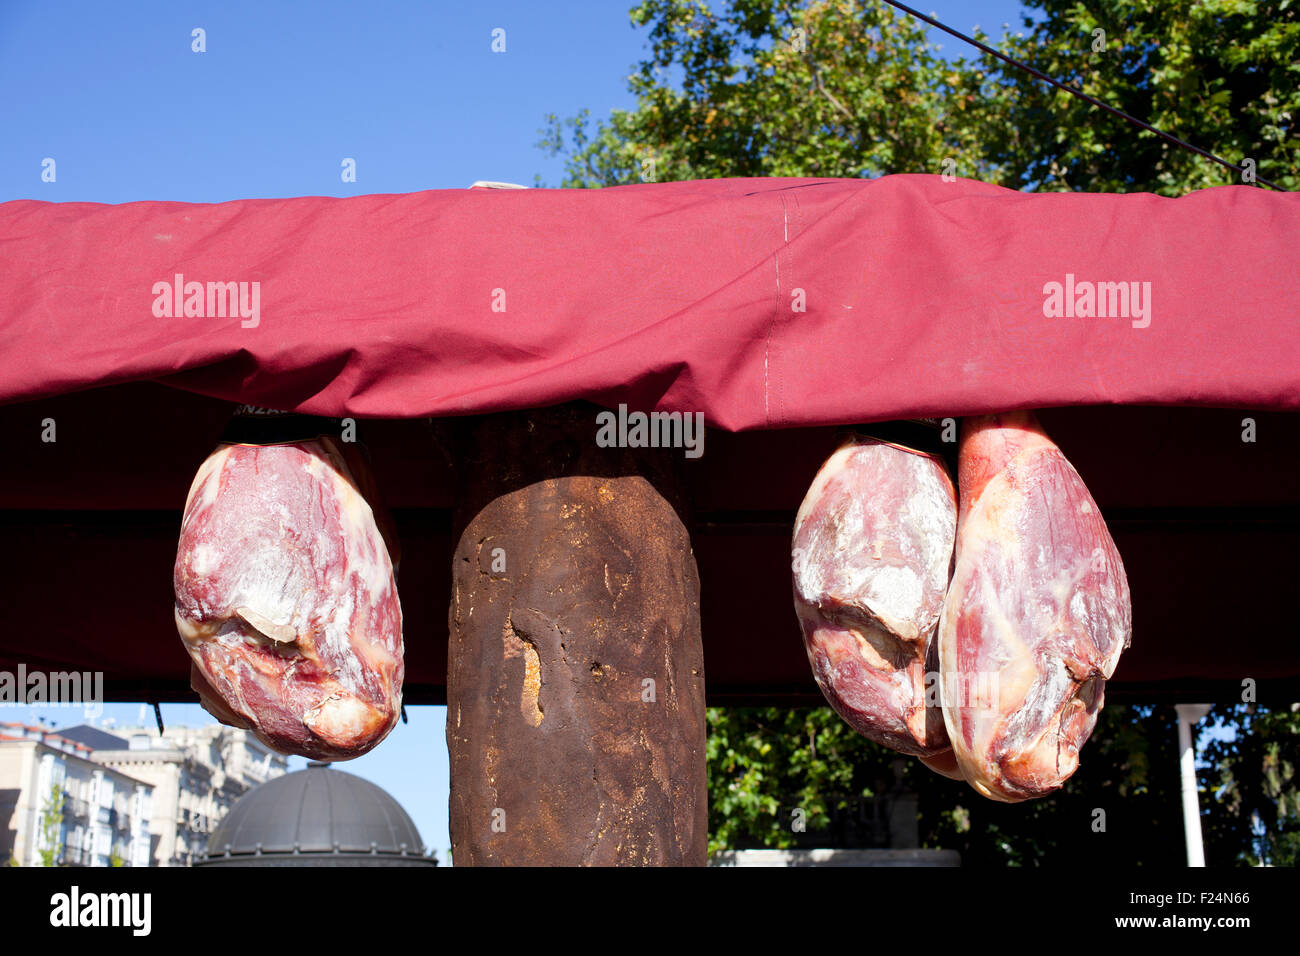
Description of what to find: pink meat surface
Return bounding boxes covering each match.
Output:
[174,438,403,760]
[793,436,957,756]
[939,412,1131,801]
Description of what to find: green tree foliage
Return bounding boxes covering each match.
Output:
[37,783,65,867]
[709,703,1202,864]
[540,0,1297,192]
[985,0,1299,192]
[539,0,1297,864]
[1202,704,1300,866]
[707,702,883,855]
[539,0,1013,184]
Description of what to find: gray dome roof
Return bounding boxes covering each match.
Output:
[198,762,434,866]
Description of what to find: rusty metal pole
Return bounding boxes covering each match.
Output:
[446,403,707,866]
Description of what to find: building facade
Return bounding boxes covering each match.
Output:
[85,724,289,866]
[2,721,289,866]
[0,725,153,867]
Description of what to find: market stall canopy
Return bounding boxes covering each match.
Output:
[3,174,1298,421]
[1,176,1297,704]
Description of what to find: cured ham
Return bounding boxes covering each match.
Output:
[938,412,1131,801]
[792,436,957,757]
[174,436,403,760]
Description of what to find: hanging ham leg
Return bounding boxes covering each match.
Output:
[174,437,403,760]
[939,412,1131,802]
[792,436,957,757]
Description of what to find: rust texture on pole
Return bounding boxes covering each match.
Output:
[446,402,707,866]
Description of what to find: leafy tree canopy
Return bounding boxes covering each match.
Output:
[539,0,1298,192]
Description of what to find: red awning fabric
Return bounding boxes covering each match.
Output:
[3,175,1298,426]
[2,177,1298,703]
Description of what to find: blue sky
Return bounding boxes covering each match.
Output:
[0,0,1037,204]
[1,0,1035,861]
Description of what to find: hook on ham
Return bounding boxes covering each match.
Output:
[173,437,404,760]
